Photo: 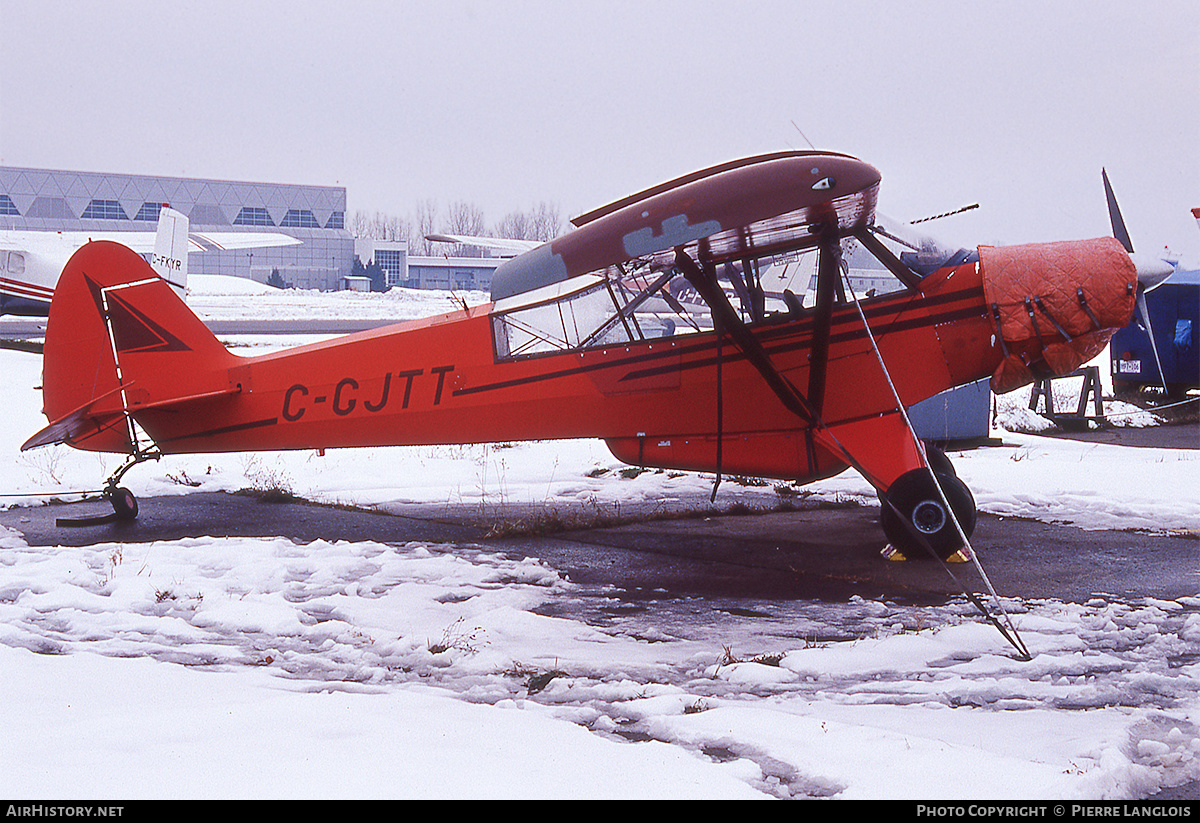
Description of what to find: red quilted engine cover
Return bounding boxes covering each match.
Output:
[980,237,1136,392]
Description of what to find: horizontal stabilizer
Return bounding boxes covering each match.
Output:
[21,383,131,451]
[23,375,242,452]
[21,409,125,451]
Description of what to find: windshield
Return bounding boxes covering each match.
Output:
[871,214,979,276]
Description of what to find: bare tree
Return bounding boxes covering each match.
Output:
[347,210,410,243]
[443,200,486,235]
[347,210,373,239]
[349,198,564,258]
[412,198,439,256]
[493,201,563,242]
[441,201,487,257]
[493,209,531,242]
[530,201,563,242]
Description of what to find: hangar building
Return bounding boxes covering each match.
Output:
[0,166,353,290]
[2,166,505,293]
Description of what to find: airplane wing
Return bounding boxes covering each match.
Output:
[0,229,160,254]
[492,152,881,301]
[186,232,301,252]
[426,234,542,256]
[1,210,303,315]
[0,229,300,255]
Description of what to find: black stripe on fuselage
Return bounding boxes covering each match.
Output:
[456,288,984,399]
[155,416,279,444]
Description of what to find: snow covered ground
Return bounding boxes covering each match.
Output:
[1,279,1199,799]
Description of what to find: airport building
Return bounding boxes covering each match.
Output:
[1,165,506,293]
[352,238,504,293]
[0,165,354,290]
[353,238,501,292]
[406,257,499,292]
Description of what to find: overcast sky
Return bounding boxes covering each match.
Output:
[1,0,1196,257]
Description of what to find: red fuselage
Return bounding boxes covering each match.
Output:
[108,258,992,491]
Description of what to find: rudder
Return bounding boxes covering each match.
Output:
[31,240,234,453]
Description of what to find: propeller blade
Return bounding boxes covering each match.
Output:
[1103,168,1175,290]
[1103,168,1134,253]
[909,203,980,225]
[1135,289,1169,394]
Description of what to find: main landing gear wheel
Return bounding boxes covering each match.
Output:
[880,469,977,561]
[923,442,957,477]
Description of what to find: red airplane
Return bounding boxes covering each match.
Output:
[22,151,1149,561]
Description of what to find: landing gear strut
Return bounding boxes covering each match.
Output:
[101,447,159,521]
[56,447,160,527]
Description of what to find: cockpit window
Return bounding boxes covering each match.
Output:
[492,248,829,361]
[489,221,957,362]
[492,265,685,359]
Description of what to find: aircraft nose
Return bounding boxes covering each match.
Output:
[980,236,1139,393]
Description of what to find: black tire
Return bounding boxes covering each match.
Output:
[873,444,956,534]
[110,486,139,521]
[923,442,956,477]
[880,469,976,561]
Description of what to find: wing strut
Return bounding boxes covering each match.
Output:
[674,248,818,428]
[807,224,843,418]
[712,307,724,501]
[839,267,1032,661]
[675,238,890,488]
[673,219,850,426]
[852,228,923,290]
[674,234,927,492]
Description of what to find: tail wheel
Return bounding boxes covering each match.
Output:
[109,486,139,521]
[880,469,976,561]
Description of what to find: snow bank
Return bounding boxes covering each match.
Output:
[0,645,763,799]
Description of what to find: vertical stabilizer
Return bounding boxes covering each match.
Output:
[25,240,235,453]
[151,206,189,296]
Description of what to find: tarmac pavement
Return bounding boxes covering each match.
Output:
[2,436,1197,608]
[1,418,1195,608]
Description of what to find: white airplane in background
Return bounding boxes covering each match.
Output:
[0,207,300,316]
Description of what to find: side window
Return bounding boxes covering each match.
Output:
[489,237,924,362]
[493,279,641,359]
[8,251,25,274]
[491,249,841,362]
